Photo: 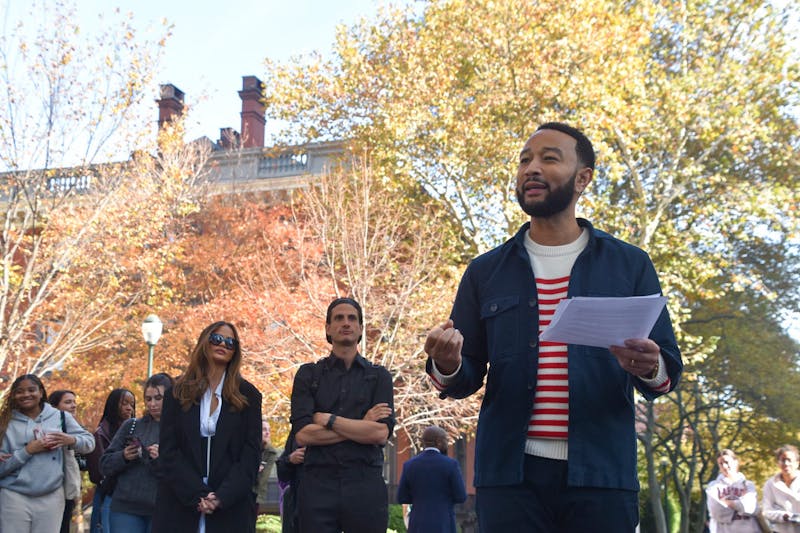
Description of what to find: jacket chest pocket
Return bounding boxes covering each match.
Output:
[481,295,520,360]
[355,374,378,416]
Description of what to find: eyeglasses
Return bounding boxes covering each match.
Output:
[209,332,237,350]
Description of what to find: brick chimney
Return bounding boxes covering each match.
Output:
[238,76,265,148]
[157,84,185,129]
[219,127,241,150]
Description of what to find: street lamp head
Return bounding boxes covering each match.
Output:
[142,314,163,346]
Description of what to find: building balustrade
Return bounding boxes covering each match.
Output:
[258,152,309,176]
[47,174,92,194]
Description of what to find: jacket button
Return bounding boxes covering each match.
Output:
[529,339,538,348]
[528,298,537,307]
[490,304,498,312]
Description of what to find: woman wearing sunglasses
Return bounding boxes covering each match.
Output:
[152,321,262,533]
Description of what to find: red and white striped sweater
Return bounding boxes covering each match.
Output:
[522,232,586,459]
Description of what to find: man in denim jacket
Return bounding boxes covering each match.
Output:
[425,122,682,532]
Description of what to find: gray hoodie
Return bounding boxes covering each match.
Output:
[0,403,95,496]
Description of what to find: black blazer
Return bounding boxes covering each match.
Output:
[152,379,262,533]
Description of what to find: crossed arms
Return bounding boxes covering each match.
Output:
[296,403,392,446]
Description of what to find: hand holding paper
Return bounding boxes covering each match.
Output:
[539,294,667,348]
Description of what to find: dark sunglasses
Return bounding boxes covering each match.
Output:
[209,332,238,350]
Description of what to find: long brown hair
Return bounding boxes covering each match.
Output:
[173,321,248,412]
[0,374,47,442]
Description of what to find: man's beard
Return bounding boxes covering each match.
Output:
[516,172,576,218]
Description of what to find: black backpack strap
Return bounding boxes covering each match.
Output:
[60,410,66,432]
[364,361,382,405]
[309,358,325,397]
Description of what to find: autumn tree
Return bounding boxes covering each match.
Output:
[0,1,178,387]
[41,114,216,428]
[50,154,470,447]
[226,156,478,445]
[261,0,800,530]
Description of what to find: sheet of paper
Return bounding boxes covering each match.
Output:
[539,294,667,348]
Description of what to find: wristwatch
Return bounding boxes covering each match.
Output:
[325,414,337,431]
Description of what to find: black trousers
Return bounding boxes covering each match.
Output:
[298,465,388,533]
[476,454,639,533]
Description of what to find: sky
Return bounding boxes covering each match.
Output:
[69,0,409,142]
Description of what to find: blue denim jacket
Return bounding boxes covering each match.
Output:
[427,219,682,490]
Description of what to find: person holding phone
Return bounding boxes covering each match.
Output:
[100,373,173,533]
[87,387,136,533]
[0,374,95,533]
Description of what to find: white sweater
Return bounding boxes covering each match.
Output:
[705,472,761,533]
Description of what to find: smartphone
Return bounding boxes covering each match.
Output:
[124,436,142,448]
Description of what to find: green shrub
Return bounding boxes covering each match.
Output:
[256,508,406,532]
[388,504,407,533]
[255,514,282,533]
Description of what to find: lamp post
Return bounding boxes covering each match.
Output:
[660,456,669,530]
[141,314,163,378]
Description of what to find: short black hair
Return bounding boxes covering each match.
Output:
[145,373,173,392]
[326,297,363,325]
[325,297,363,344]
[536,122,596,170]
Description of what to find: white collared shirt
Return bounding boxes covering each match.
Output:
[200,372,225,438]
[198,372,225,533]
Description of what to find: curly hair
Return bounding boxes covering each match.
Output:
[0,374,48,442]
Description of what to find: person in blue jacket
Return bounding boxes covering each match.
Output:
[424,122,682,533]
[397,425,467,533]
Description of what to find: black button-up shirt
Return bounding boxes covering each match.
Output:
[290,353,395,468]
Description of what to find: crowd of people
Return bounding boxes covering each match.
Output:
[0,321,267,533]
[0,122,797,533]
[706,447,800,533]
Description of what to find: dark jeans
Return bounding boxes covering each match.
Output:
[298,465,387,533]
[476,454,639,533]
